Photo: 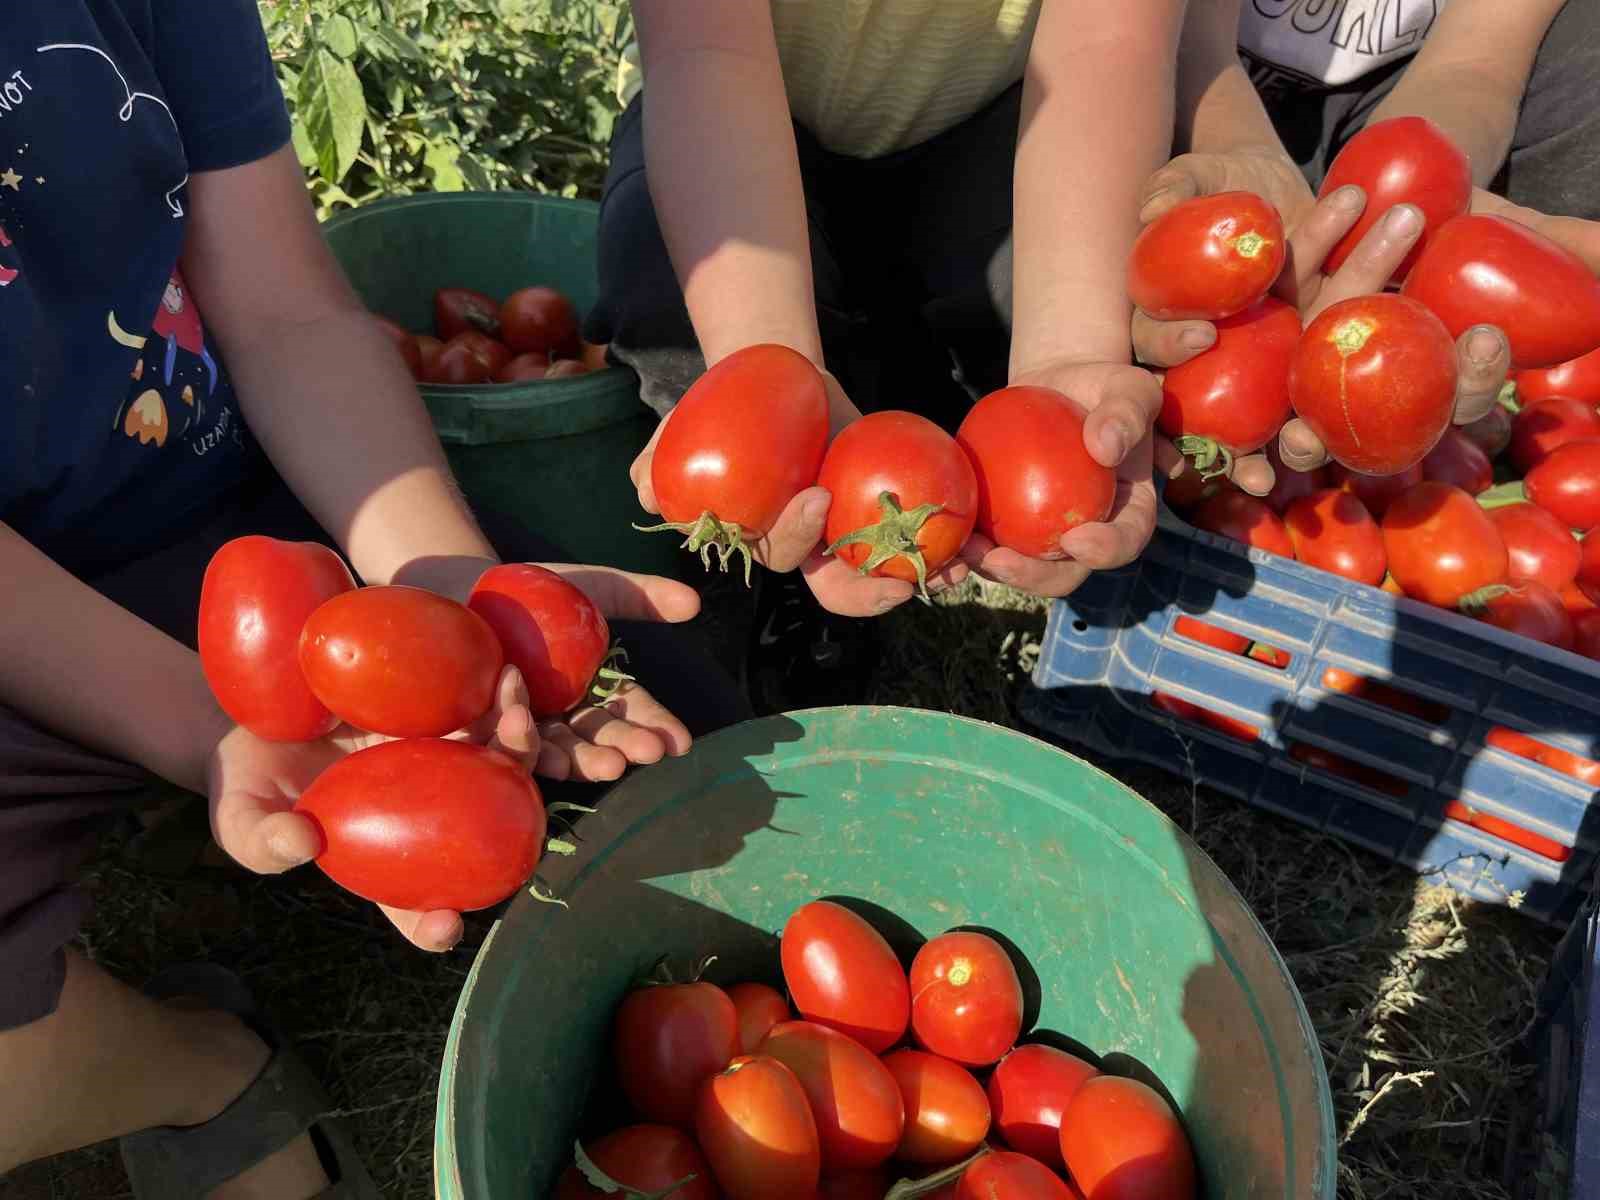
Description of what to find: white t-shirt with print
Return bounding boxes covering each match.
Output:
[1238,0,1448,90]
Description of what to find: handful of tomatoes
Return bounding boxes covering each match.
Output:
[559,899,1197,1200]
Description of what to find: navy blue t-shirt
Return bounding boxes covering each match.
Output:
[0,0,290,573]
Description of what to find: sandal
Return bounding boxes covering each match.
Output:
[118,963,378,1199]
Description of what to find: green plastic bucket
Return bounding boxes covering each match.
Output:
[321,193,675,576]
[434,706,1336,1199]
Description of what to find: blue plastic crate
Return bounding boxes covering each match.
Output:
[1020,505,1600,925]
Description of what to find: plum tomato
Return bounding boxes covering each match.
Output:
[1158,297,1299,476]
[448,330,513,376]
[494,353,548,383]
[467,564,617,717]
[294,738,544,912]
[908,931,1023,1069]
[553,1125,718,1200]
[1328,461,1424,521]
[372,315,421,376]
[1382,482,1509,607]
[1515,347,1600,406]
[434,286,500,340]
[1526,440,1600,532]
[1173,615,1251,656]
[414,334,446,381]
[1486,503,1582,592]
[427,339,495,385]
[1263,441,1328,515]
[1059,1075,1197,1200]
[695,1055,821,1200]
[1460,580,1576,650]
[1283,489,1387,586]
[1127,191,1286,321]
[1581,532,1600,595]
[613,979,740,1129]
[1189,491,1296,559]
[1565,580,1600,615]
[1162,461,1233,513]
[1576,609,1600,660]
[780,900,909,1055]
[956,1150,1084,1200]
[198,536,355,742]
[880,1049,991,1166]
[298,585,504,738]
[815,1168,892,1200]
[819,411,978,595]
[1289,294,1457,475]
[727,982,792,1055]
[1421,428,1493,495]
[500,286,579,359]
[644,344,830,581]
[757,1020,905,1171]
[1316,115,1471,280]
[956,386,1116,559]
[1509,398,1600,474]
[985,1043,1100,1170]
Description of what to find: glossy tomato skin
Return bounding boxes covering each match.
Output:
[494,353,548,383]
[294,739,544,911]
[696,1055,821,1200]
[1328,462,1424,521]
[1515,347,1600,406]
[614,981,740,1128]
[1526,440,1600,532]
[448,330,513,376]
[1381,483,1509,607]
[652,345,830,536]
[1059,1076,1197,1200]
[986,1044,1100,1170]
[1575,609,1600,660]
[499,286,579,358]
[467,564,610,717]
[1581,532,1600,595]
[1317,115,1471,279]
[1289,294,1457,475]
[1465,581,1576,650]
[957,387,1116,558]
[1421,429,1493,495]
[957,1151,1083,1200]
[818,411,978,583]
[553,1125,719,1200]
[1127,191,1286,321]
[727,982,791,1055]
[1403,215,1600,369]
[1157,297,1299,458]
[1189,491,1296,558]
[781,901,910,1054]
[428,340,494,385]
[1487,504,1581,591]
[1283,489,1387,585]
[298,586,504,738]
[198,536,355,741]
[434,287,499,340]
[1509,398,1600,474]
[880,1049,991,1166]
[1173,615,1251,656]
[757,1021,906,1171]
[908,931,1023,1069]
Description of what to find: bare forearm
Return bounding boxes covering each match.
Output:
[1,525,226,791]
[1370,65,1518,186]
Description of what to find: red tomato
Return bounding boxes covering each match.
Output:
[580,340,611,372]
[956,387,1116,559]
[546,359,589,379]
[373,315,421,376]
[1320,667,1449,724]
[1461,581,1575,649]
[814,1169,890,1200]
[198,536,355,742]
[1173,615,1251,656]
[1317,115,1471,280]
[427,340,494,385]
[1189,491,1296,558]
[1290,742,1409,797]
[1526,440,1600,532]
[1128,192,1286,321]
[757,1021,905,1171]
[647,345,830,578]
[727,982,792,1056]
[500,286,579,358]
[1150,693,1261,743]
[1421,429,1493,495]
[434,286,500,340]
[467,564,612,717]
[1289,294,1457,475]
[553,1125,718,1200]
[1575,609,1600,660]
[1486,503,1581,591]
[908,931,1023,1069]
[1581,533,1600,594]
[696,1056,821,1200]
[1509,398,1600,474]
[1162,462,1232,513]
[818,411,978,590]
[614,980,740,1128]
[495,353,548,384]
[986,1044,1100,1170]
[294,739,543,911]
[954,1151,1083,1200]
[1514,347,1600,406]
[1158,297,1300,471]
[298,586,504,738]
[1485,727,1600,787]
[1443,800,1572,862]
[880,1049,991,1166]
[1382,483,1508,607]
[1562,581,1599,615]
[1263,442,1328,515]
[1402,215,1600,369]
[448,330,513,376]
[415,334,445,381]
[1059,1076,1196,1200]
[780,901,910,1055]
[1283,489,1386,585]
[1459,404,1513,461]
[1328,462,1425,521]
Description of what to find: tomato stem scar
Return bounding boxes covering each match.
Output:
[1230,230,1270,258]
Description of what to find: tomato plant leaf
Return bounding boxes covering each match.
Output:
[297,47,367,184]
[321,12,360,58]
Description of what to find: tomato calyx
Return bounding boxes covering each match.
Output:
[881,1147,992,1199]
[633,510,757,585]
[587,642,635,706]
[1457,583,1516,616]
[572,1138,699,1199]
[1498,380,1522,415]
[824,490,946,601]
[638,954,719,989]
[1174,434,1234,481]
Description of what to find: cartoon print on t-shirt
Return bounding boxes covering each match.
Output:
[0,223,16,287]
[107,269,217,448]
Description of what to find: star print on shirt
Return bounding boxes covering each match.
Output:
[0,169,20,191]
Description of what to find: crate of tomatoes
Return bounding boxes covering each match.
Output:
[1023,116,1600,926]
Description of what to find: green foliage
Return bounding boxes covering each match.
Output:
[259,0,631,214]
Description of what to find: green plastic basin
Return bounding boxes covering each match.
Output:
[321,193,674,576]
[434,706,1336,1198]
